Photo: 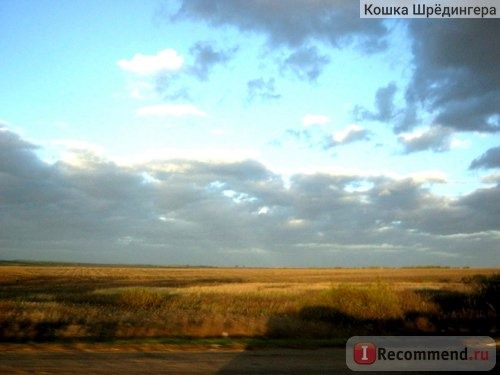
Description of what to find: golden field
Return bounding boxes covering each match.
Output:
[0,264,498,342]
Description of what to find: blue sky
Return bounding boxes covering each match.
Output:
[1,1,499,266]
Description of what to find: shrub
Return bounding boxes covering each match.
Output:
[462,274,500,318]
[326,282,403,320]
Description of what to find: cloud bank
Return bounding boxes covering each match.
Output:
[0,127,498,266]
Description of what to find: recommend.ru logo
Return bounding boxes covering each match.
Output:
[346,336,496,371]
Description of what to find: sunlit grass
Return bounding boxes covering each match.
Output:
[117,288,170,310]
[0,265,498,342]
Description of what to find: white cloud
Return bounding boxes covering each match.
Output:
[0,119,11,128]
[450,138,470,150]
[302,114,329,127]
[257,206,270,215]
[136,104,207,117]
[126,81,156,100]
[117,49,184,76]
[288,218,306,226]
[50,139,107,168]
[398,126,453,153]
[331,124,367,144]
[399,129,423,142]
[276,165,390,180]
[51,139,104,153]
[481,173,500,185]
[407,171,448,184]
[117,148,260,166]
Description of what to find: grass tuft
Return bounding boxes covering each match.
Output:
[118,288,170,310]
[326,282,403,320]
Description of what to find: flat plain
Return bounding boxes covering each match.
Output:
[0,264,498,342]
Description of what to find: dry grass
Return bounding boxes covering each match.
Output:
[0,265,498,342]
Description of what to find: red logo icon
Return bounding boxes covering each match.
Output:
[354,342,377,364]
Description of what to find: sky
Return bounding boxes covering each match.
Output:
[0,0,499,267]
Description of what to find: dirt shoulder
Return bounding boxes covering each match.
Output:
[1,342,497,374]
[0,346,349,374]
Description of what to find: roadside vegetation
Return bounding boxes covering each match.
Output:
[0,265,498,342]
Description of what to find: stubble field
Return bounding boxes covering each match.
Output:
[0,263,498,344]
